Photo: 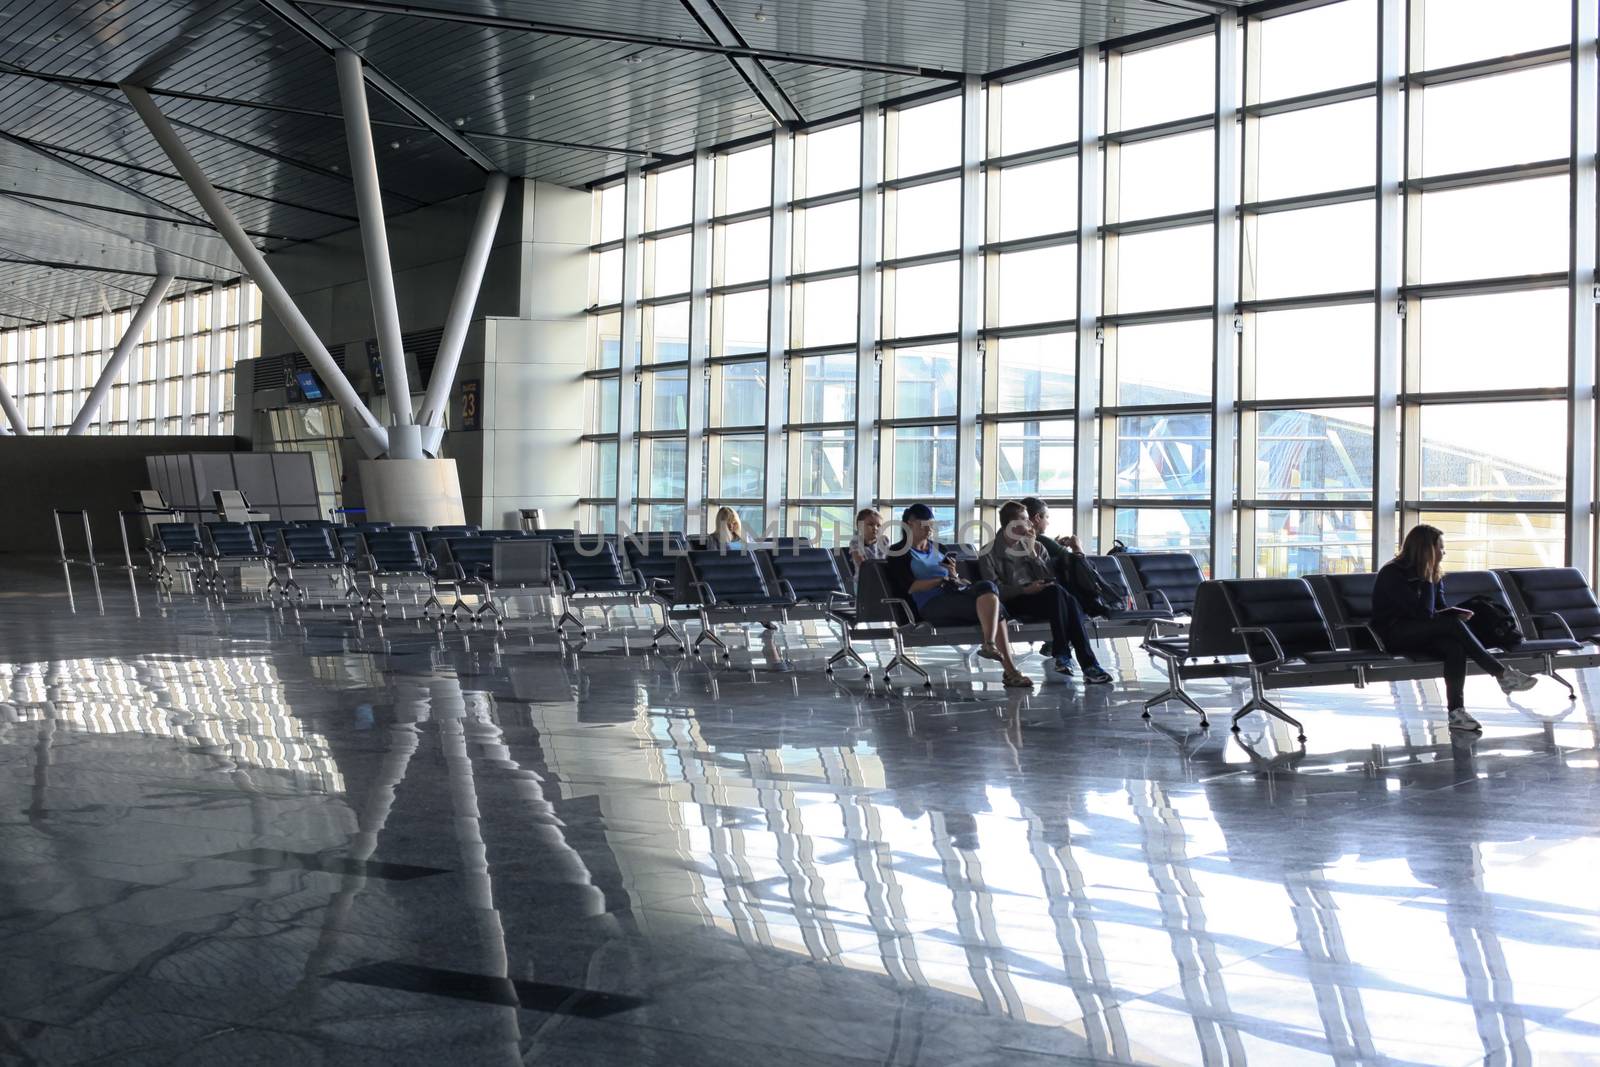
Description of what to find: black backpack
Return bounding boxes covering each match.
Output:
[1458,594,1523,651]
[1063,553,1124,619]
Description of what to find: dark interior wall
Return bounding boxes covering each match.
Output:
[0,436,239,555]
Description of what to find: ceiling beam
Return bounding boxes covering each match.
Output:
[0,192,239,278]
[0,256,213,283]
[678,0,801,126]
[0,190,293,243]
[0,128,206,228]
[301,0,964,80]
[0,64,659,159]
[256,0,497,171]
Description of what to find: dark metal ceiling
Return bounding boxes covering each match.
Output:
[0,0,1226,320]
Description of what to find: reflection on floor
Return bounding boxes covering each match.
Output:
[3,562,1600,1065]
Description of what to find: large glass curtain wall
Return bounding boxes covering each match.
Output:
[585,0,1597,576]
[0,281,259,436]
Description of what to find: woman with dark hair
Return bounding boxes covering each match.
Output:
[1371,524,1537,732]
[885,503,1032,688]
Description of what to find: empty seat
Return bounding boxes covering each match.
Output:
[361,531,432,575]
[552,540,640,594]
[623,532,688,592]
[765,547,850,605]
[204,522,267,561]
[1497,568,1600,644]
[1306,572,1385,651]
[687,549,789,607]
[1120,552,1205,615]
[439,538,495,583]
[433,524,481,538]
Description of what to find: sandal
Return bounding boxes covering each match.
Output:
[1002,670,1034,689]
[978,645,1004,662]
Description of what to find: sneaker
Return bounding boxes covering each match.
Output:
[1497,668,1538,694]
[977,645,1004,662]
[1038,642,1054,658]
[1053,655,1075,676]
[1448,707,1482,732]
[1081,666,1114,685]
[1002,670,1035,689]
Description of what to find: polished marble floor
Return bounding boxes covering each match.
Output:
[3,561,1600,1065]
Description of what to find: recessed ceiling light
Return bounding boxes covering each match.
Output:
[622,51,646,65]
[389,140,400,149]
[753,5,769,22]
[454,117,467,126]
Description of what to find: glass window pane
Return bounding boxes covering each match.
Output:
[592,311,621,369]
[640,504,686,533]
[1415,288,1567,392]
[990,245,1075,327]
[1420,0,1570,70]
[1253,407,1374,500]
[1115,508,1212,572]
[1115,319,1212,405]
[790,504,856,544]
[798,352,856,423]
[891,179,960,258]
[1416,177,1568,283]
[591,440,618,497]
[804,122,860,197]
[647,438,688,498]
[1419,400,1566,502]
[593,377,619,433]
[645,302,688,363]
[718,361,766,426]
[894,96,960,178]
[796,429,855,497]
[596,247,623,306]
[598,184,623,243]
[889,343,957,418]
[797,199,858,274]
[794,275,857,348]
[1256,99,1375,201]
[1257,0,1375,103]
[647,233,690,297]
[1247,200,1373,300]
[717,434,765,498]
[1116,130,1212,221]
[995,158,1076,241]
[992,333,1074,413]
[890,424,958,497]
[889,261,959,338]
[647,368,688,430]
[721,144,772,214]
[1421,65,1570,177]
[998,68,1078,156]
[997,420,1074,496]
[1253,304,1375,399]
[1115,35,1214,131]
[714,289,767,356]
[718,217,770,286]
[1255,509,1375,577]
[1420,511,1565,570]
[648,165,693,231]
[1116,413,1212,498]
[1115,224,1212,314]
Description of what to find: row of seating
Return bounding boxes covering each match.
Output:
[1143,567,1600,739]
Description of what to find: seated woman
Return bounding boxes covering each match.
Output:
[708,506,745,549]
[884,504,1032,689]
[849,507,887,568]
[1372,523,1537,732]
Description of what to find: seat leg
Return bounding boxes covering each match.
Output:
[1231,672,1304,741]
[1543,654,1576,698]
[882,634,932,691]
[693,613,729,661]
[1140,650,1208,727]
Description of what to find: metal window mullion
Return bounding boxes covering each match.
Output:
[685,151,713,534]
[763,133,791,531]
[614,166,644,526]
[954,74,983,529]
[1211,14,1240,578]
[855,103,882,511]
[40,317,54,434]
[1374,0,1404,565]
[208,288,224,434]
[1568,0,1597,573]
[1076,50,1103,546]
[180,292,195,426]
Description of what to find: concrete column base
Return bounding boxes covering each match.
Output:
[359,458,466,527]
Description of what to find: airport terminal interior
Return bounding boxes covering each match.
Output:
[3,0,1600,1062]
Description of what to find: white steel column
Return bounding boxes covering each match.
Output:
[954,75,984,529]
[1373,0,1404,565]
[0,370,25,435]
[418,171,510,452]
[122,85,388,457]
[1567,0,1597,572]
[336,48,417,456]
[1210,16,1241,578]
[762,132,793,532]
[69,271,172,434]
[855,103,883,512]
[1074,52,1103,545]
[614,167,644,528]
[684,153,713,531]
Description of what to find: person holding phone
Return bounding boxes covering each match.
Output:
[1371,524,1536,732]
[884,504,1032,688]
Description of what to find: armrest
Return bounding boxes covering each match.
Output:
[825,590,855,608]
[1232,625,1288,668]
[1140,587,1175,613]
[1330,621,1387,652]
[1140,619,1189,650]
[1528,611,1578,642]
[883,597,919,628]
[691,580,719,607]
[559,571,577,594]
[776,578,798,603]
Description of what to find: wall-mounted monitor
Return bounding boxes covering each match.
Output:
[295,370,325,401]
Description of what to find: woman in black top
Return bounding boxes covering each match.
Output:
[1372,524,1536,731]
